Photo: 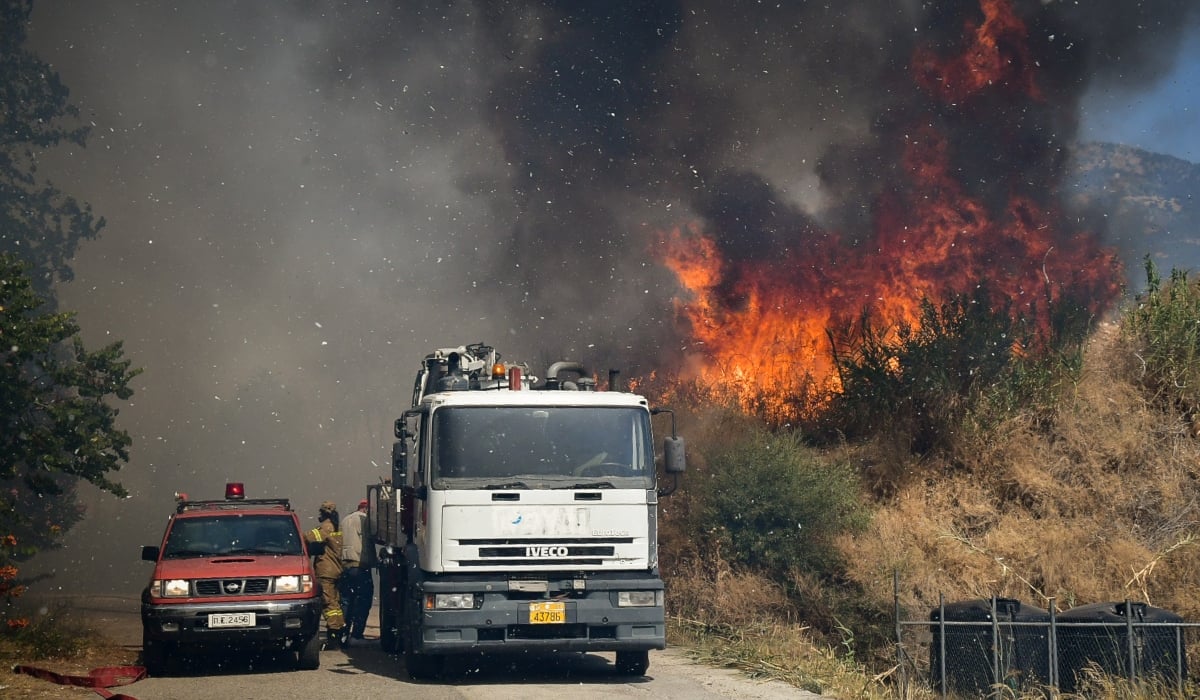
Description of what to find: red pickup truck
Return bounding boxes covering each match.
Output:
[139,483,324,674]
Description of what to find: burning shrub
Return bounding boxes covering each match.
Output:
[826,285,1027,451]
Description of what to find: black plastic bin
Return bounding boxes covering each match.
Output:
[1057,601,1186,693]
[930,597,1050,696]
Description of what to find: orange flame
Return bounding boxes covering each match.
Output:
[658,0,1121,424]
[913,0,1041,102]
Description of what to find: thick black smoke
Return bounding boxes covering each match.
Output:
[21,0,1199,593]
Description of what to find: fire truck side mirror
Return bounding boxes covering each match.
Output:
[141,545,159,562]
[663,436,687,474]
[394,417,405,439]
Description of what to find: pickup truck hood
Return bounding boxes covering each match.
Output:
[151,554,312,580]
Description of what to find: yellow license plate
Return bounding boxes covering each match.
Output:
[529,601,565,624]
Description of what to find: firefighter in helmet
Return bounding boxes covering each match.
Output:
[304,500,347,647]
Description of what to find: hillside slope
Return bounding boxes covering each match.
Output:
[839,319,1200,619]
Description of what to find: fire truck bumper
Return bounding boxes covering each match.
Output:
[412,587,666,654]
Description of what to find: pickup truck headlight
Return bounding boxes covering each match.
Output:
[152,579,190,597]
[617,590,661,607]
[275,574,314,594]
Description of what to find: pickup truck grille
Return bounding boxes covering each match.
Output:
[195,578,272,596]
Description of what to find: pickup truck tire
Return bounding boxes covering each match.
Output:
[141,632,170,676]
[296,633,322,670]
[615,650,650,676]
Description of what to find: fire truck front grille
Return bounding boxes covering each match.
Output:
[194,578,272,596]
[454,538,635,567]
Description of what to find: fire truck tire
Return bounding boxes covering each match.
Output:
[379,602,399,653]
[615,650,650,676]
[296,633,322,670]
[405,651,444,680]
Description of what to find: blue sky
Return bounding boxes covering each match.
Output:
[1080,32,1200,163]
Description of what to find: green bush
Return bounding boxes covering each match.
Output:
[693,426,869,578]
[1123,258,1200,415]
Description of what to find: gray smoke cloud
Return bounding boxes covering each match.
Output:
[21,0,1199,593]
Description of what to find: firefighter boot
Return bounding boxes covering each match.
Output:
[325,629,341,650]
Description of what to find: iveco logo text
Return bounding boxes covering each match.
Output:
[526,546,568,557]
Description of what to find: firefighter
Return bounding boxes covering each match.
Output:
[339,498,377,642]
[304,500,346,648]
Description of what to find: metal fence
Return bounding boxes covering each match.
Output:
[894,594,1195,698]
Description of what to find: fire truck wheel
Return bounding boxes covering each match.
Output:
[615,650,650,676]
[296,633,322,670]
[405,651,445,680]
[379,605,399,653]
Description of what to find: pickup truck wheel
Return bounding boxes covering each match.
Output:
[141,633,170,676]
[615,650,650,676]
[296,633,322,670]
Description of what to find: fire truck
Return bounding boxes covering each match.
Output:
[368,342,686,679]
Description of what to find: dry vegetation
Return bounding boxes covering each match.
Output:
[659,288,1200,697]
[0,602,140,698]
[842,321,1200,617]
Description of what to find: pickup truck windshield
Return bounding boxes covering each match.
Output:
[431,406,654,489]
[162,514,304,558]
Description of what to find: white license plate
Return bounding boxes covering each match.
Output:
[208,612,255,628]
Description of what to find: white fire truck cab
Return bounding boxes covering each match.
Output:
[369,343,685,679]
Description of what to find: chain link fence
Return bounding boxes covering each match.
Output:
[893,594,1193,698]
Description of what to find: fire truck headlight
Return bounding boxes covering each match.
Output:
[427,593,478,610]
[161,579,190,597]
[617,591,661,608]
[275,575,301,593]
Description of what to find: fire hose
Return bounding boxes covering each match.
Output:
[12,663,145,699]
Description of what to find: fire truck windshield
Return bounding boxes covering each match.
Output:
[431,406,654,489]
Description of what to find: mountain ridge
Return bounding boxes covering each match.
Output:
[1069,142,1200,286]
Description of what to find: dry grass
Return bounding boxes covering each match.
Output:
[839,323,1200,619]
[0,632,138,699]
[662,319,1200,697]
[664,539,897,698]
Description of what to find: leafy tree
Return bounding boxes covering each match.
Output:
[1,0,104,298]
[1,254,139,564]
[0,3,131,627]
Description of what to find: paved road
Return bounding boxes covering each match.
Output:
[50,594,825,699]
